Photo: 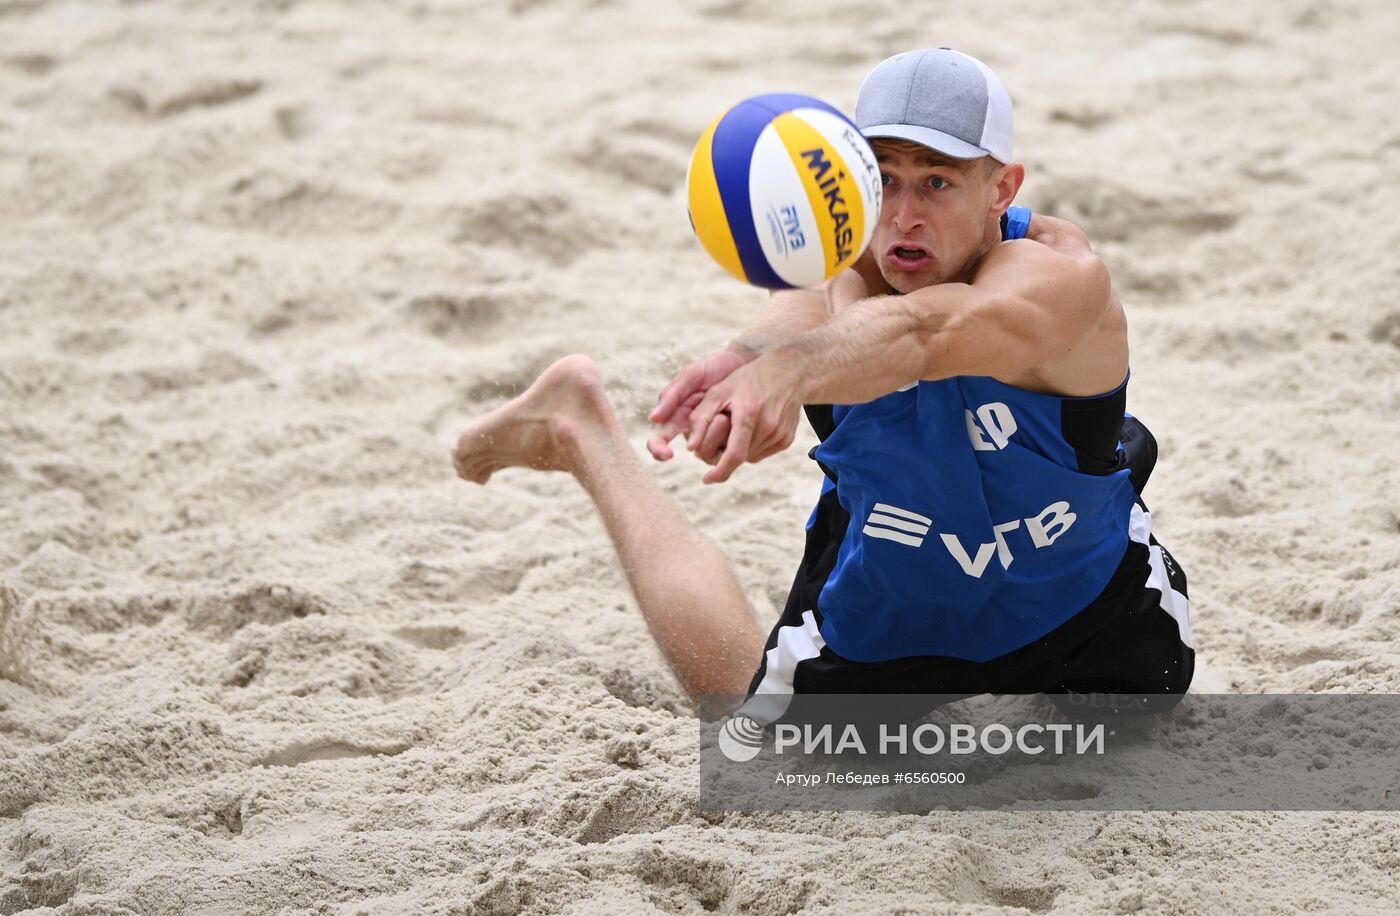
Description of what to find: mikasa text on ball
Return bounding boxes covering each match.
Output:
[686,93,882,289]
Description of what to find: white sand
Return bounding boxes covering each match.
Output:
[2,0,1399,912]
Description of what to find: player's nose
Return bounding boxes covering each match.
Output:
[888,189,926,233]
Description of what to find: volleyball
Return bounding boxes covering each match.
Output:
[685,93,883,289]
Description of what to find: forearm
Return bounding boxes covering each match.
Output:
[728,288,832,358]
[771,286,978,405]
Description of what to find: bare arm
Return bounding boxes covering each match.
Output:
[744,217,1103,406]
[647,270,869,459]
[776,231,1111,404]
[727,286,833,358]
[684,228,1114,482]
[722,214,1069,367]
[663,212,1083,428]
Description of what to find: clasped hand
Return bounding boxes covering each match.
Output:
[647,347,804,484]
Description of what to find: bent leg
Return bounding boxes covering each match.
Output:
[453,355,765,701]
[1048,536,1195,718]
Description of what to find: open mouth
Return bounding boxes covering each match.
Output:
[885,243,932,268]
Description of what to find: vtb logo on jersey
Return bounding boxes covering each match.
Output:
[861,503,932,547]
[862,499,1079,579]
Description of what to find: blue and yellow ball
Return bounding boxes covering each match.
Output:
[686,93,882,289]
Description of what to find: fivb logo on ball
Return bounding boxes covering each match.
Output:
[686,94,882,289]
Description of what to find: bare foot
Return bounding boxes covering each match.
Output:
[452,354,621,484]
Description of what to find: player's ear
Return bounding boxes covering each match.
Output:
[989,161,1025,215]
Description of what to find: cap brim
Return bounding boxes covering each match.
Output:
[861,124,989,160]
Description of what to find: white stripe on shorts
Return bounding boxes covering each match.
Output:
[1129,502,1193,650]
[737,609,826,726]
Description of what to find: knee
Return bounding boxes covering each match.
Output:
[1051,651,1194,719]
[1049,689,1185,719]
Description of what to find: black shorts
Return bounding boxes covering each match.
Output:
[744,417,1195,716]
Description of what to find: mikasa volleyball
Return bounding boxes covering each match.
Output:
[686,94,882,289]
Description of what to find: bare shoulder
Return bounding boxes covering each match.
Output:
[973,212,1109,298]
[1023,213,1097,260]
[972,214,1124,395]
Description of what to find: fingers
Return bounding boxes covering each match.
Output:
[685,390,722,453]
[654,357,797,482]
[645,432,672,461]
[695,412,731,464]
[746,426,794,464]
[648,390,706,461]
[704,410,755,485]
[646,419,684,460]
[649,364,701,425]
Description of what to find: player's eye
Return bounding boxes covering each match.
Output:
[929,176,949,190]
[880,173,892,187]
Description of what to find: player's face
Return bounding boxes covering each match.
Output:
[870,140,1000,293]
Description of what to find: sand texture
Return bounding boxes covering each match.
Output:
[2,0,1399,912]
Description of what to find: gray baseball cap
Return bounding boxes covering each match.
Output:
[855,48,1014,163]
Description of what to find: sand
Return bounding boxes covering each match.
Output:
[2,0,1399,912]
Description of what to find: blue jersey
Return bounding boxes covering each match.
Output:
[808,206,1138,663]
